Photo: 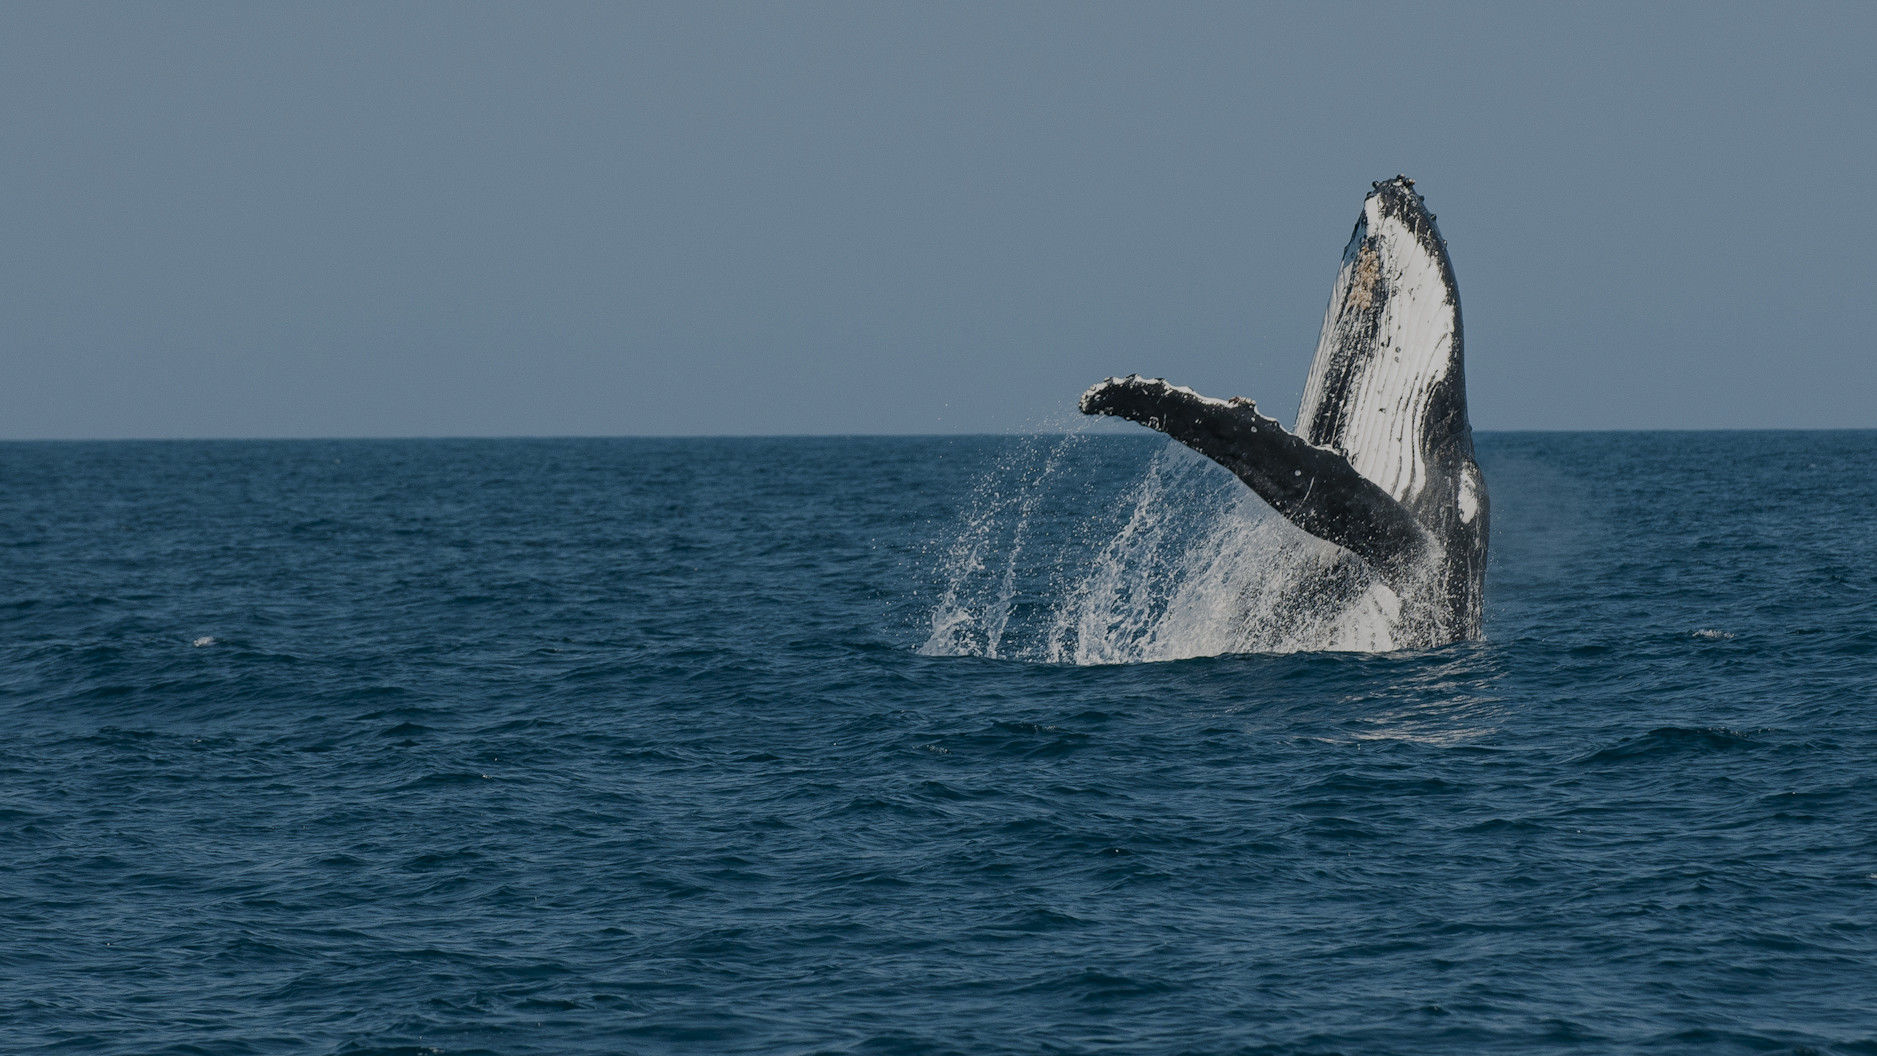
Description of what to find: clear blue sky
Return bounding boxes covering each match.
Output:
[3,2,1872,438]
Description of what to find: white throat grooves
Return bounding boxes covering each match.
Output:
[1295,197,1456,507]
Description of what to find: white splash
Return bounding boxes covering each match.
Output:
[918,435,1082,660]
[192,636,217,648]
[921,442,1407,664]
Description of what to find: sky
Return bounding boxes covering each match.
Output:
[3,2,1873,438]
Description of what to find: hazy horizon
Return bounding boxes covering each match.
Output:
[8,425,1877,445]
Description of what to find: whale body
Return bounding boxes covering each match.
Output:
[1080,176,1487,646]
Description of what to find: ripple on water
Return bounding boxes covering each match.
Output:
[3,435,1877,1055]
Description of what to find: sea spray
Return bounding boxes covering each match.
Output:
[922,439,1409,663]
[918,433,1092,659]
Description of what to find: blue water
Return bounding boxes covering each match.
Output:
[4,433,1876,1055]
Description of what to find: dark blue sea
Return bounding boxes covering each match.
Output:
[4,432,1876,1055]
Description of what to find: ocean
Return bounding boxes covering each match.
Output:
[3,432,1875,1054]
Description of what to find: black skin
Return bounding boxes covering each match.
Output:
[1080,375,1433,591]
[1078,177,1487,643]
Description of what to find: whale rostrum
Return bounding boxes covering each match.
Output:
[1080,176,1488,645]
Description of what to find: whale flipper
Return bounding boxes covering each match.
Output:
[1078,176,1487,645]
[1079,375,1432,585]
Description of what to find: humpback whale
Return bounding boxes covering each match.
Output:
[1079,176,1487,646]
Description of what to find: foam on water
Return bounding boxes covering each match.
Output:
[921,440,1407,663]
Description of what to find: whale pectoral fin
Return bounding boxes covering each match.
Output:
[1080,375,1433,580]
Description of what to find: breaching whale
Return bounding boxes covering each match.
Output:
[1079,176,1487,646]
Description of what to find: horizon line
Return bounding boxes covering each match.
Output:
[4,426,1877,443]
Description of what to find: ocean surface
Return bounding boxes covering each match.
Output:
[4,431,1875,1055]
